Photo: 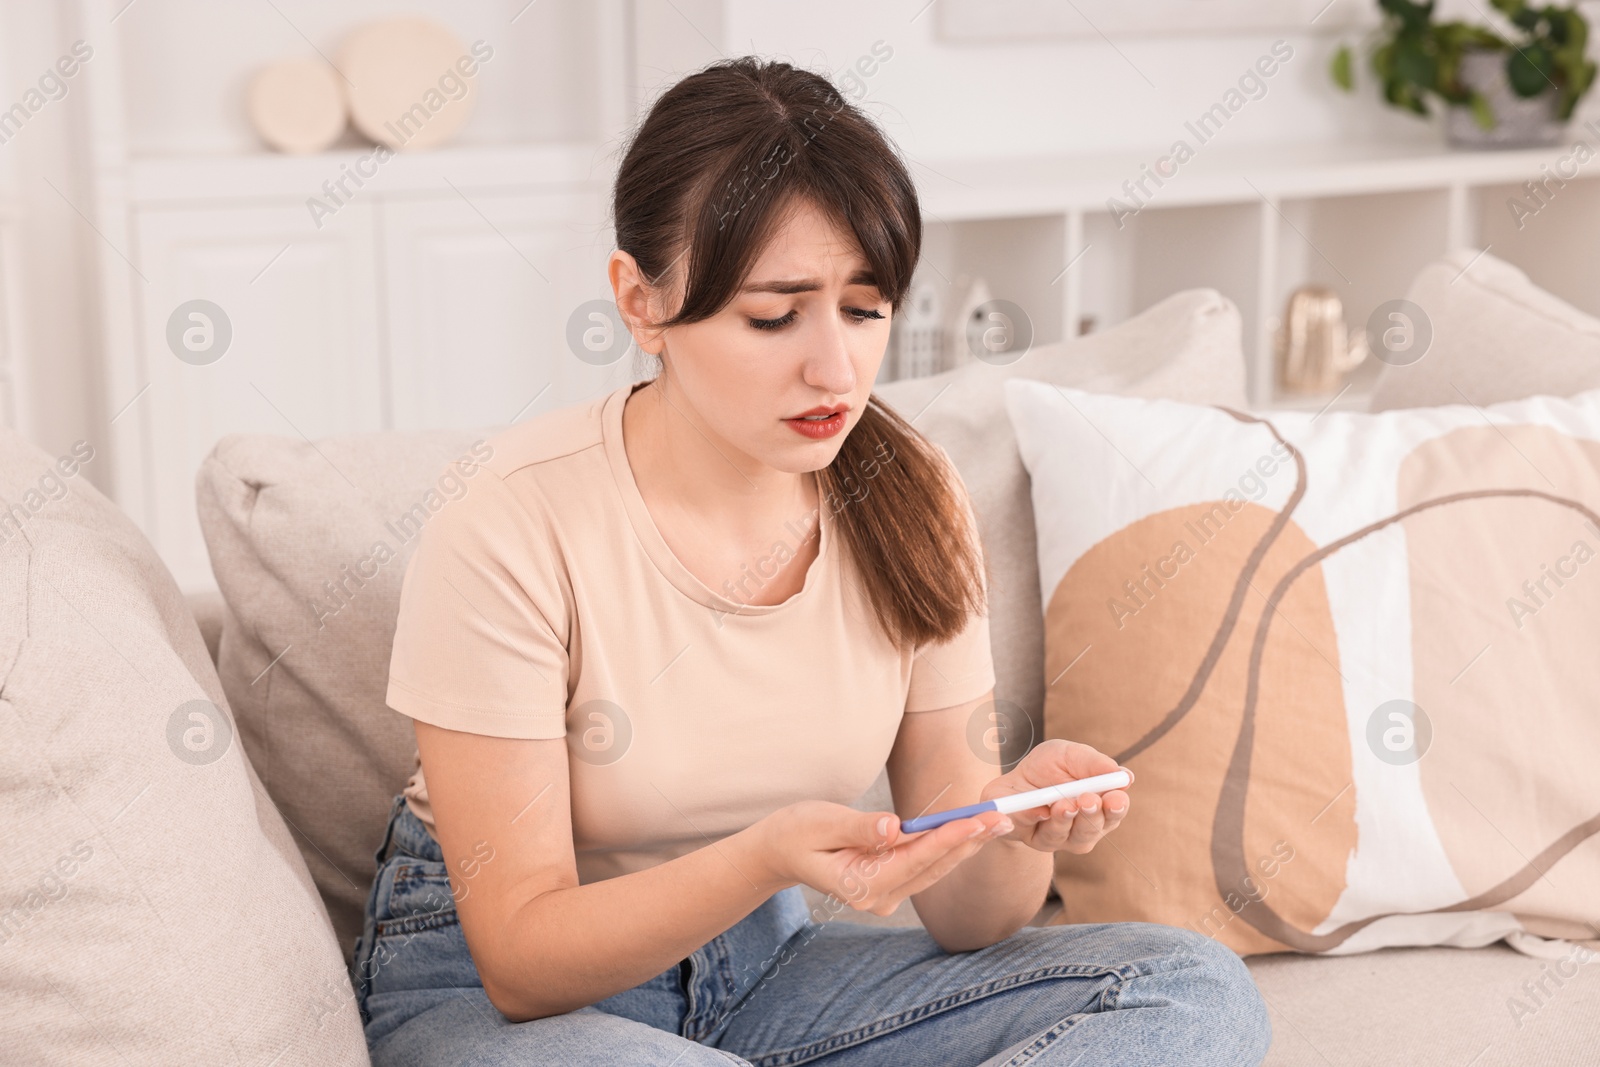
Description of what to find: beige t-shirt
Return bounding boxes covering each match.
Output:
[385,378,996,885]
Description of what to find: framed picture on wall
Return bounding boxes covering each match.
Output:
[935,0,1374,42]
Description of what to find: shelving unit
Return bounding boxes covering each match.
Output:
[74,0,635,592]
[906,136,1600,410]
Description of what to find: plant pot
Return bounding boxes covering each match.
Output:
[1446,48,1569,148]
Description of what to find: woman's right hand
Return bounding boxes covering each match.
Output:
[752,800,1012,917]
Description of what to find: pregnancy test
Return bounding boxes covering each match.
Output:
[898,769,1133,834]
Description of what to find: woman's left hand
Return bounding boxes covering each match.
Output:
[977,739,1132,854]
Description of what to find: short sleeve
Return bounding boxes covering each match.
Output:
[385,467,570,739]
[904,445,997,712]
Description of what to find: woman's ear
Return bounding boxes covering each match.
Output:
[608,249,668,357]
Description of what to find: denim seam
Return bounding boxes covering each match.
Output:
[376,861,459,938]
[992,952,1208,1066]
[376,907,461,939]
[744,959,1164,1067]
[716,937,738,1010]
[992,1008,1088,1066]
[1099,951,1202,1010]
[392,860,448,888]
[702,919,819,1044]
[689,938,740,1043]
[681,948,705,1040]
[354,794,408,1026]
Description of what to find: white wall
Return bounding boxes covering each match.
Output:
[0,2,105,483]
[725,0,1600,162]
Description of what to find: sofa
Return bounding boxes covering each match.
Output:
[4,267,1597,1065]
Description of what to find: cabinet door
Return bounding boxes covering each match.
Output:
[132,202,383,592]
[380,188,623,432]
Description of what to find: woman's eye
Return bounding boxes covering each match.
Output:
[748,311,797,330]
[747,307,886,331]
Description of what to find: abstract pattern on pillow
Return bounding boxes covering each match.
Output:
[1006,379,1600,957]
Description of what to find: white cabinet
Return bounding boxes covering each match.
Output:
[133,201,384,592]
[379,188,621,431]
[121,171,613,593]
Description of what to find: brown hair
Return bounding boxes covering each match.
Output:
[611,55,986,650]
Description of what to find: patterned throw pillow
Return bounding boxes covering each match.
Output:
[1005,379,1600,957]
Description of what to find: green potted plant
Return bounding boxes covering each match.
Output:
[1331,0,1597,147]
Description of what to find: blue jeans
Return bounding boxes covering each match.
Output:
[351,793,1271,1065]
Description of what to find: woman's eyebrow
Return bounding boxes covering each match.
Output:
[740,269,878,295]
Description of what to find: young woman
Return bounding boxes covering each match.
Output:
[351,56,1271,1066]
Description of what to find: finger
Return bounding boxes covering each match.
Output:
[1065,795,1107,851]
[883,818,979,875]
[892,815,1006,881]
[1010,791,1081,826]
[1101,789,1131,831]
[1030,799,1078,851]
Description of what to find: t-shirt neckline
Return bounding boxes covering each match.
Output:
[603,379,833,615]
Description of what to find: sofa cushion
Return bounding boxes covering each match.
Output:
[0,431,367,1063]
[1249,940,1600,1065]
[1370,247,1600,412]
[874,288,1247,767]
[196,429,497,967]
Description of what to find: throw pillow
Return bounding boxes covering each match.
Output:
[1370,248,1600,412]
[1006,378,1600,957]
[196,427,497,966]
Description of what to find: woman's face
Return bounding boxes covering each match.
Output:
[616,197,893,476]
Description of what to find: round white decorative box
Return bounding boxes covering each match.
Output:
[338,18,477,152]
[247,59,346,154]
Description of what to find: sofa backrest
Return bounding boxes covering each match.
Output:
[0,430,368,1063]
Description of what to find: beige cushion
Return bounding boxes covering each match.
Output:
[1370,247,1600,412]
[196,428,497,966]
[1008,379,1600,957]
[0,430,366,1063]
[874,288,1247,765]
[1250,941,1600,1065]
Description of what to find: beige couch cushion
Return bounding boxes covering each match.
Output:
[197,429,496,966]
[0,431,367,1064]
[1370,248,1600,412]
[1250,941,1600,1065]
[874,288,1247,766]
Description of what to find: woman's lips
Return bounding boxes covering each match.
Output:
[784,411,846,439]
